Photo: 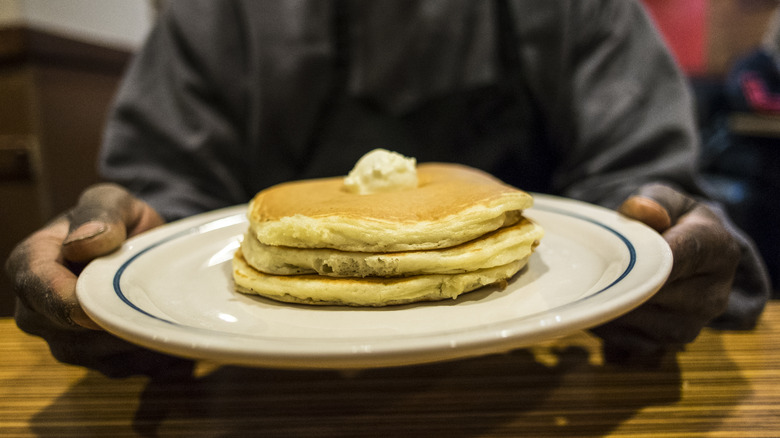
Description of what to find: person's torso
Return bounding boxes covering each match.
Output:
[246,0,556,193]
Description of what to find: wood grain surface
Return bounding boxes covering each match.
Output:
[1,302,779,437]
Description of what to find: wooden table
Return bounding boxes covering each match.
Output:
[2,303,779,437]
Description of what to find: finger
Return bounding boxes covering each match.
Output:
[591,299,704,366]
[592,316,682,366]
[618,183,697,232]
[618,196,671,233]
[595,260,734,356]
[603,302,707,346]
[649,274,733,329]
[620,184,738,284]
[662,204,739,284]
[5,218,101,330]
[62,183,163,263]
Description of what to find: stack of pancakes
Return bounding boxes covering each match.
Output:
[232,162,544,306]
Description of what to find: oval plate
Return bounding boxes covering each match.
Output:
[77,194,672,369]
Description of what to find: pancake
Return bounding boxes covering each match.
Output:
[233,249,527,307]
[241,217,544,277]
[247,163,533,252]
[234,152,541,308]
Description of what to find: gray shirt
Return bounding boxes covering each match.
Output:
[103,0,704,218]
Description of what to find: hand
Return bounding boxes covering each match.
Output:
[591,183,739,363]
[5,183,164,329]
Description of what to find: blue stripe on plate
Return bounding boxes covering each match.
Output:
[112,206,637,326]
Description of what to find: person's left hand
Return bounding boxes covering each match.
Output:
[590,183,740,364]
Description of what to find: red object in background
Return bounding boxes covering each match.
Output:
[642,0,708,75]
[740,71,780,113]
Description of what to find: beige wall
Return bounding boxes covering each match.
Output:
[0,0,154,49]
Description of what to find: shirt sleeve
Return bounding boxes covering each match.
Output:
[517,0,769,328]
[99,0,253,221]
[515,0,700,206]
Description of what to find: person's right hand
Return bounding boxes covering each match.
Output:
[5,183,164,329]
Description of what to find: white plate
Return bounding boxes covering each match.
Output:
[77,194,672,370]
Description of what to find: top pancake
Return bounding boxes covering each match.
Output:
[247,163,533,252]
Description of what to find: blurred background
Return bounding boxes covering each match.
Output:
[0,0,778,317]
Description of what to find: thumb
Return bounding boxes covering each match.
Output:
[61,183,164,263]
[618,183,697,233]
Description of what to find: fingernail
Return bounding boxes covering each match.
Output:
[63,221,107,245]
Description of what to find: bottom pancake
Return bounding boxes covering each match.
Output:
[232,249,527,307]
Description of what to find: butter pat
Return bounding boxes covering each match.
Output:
[344,149,418,194]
